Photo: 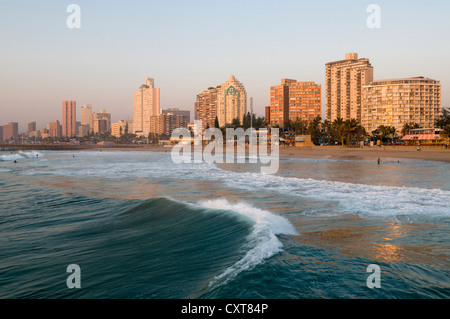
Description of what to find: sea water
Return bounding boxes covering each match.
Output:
[0,150,449,298]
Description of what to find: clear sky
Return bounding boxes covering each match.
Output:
[1,0,449,132]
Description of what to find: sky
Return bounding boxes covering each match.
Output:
[0,0,449,133]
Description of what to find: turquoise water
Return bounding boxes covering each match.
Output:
[0,150,449,298]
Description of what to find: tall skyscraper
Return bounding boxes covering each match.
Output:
[62,100,76,137]
[325,53,373,123]
[362,77,441,133]
[270,79,321,126]
[0,126,3,142]
[28,122,36,137]
[195,86,220,130]
[133,77,160,136]
[216,75,247,127]
[80,104,92,132]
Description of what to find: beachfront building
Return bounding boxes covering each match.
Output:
[402,128,446,145]
[149,113,188,136]
[62,100,76,137]
[362,77,441,133]
[133,77,160,136]
[270,79,321,126]
[325,53,373,123]
[195,86,220,131]
[216,76,247,127]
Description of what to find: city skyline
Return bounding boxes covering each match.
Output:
[1,1,449,132]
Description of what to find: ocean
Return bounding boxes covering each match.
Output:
[0,150,449,299]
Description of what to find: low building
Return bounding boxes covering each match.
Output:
[401,128,446,145]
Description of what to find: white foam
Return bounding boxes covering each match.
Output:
[0,154,23,161]
[198,199,298,288]
[18,151,44,159]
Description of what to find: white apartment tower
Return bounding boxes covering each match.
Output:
[133,77,160,136]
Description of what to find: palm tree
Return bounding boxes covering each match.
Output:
[343,119,360,146]
[331,118,345,146]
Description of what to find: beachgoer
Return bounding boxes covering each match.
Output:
[377,158,381,165]
[14,160,17,163]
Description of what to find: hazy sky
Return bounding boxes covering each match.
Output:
[1,0,449,132]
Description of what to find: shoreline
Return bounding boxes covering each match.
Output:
[2,144,449,163]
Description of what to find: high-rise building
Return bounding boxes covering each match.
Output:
[28,122,36,136]
[48,120,61,138]
[0,126,3,142]
[325,53,373,123]
[270,79,321,126]
[270,81,289,126]
[195,86,220,130]
[216,75,247,127]
[149,114,187,136]
[62,100,76,137]
[162,109,189,129]
[362,77,441,133]
[2,122,18,141]
[80,104,92,132]
[133,77,160,136]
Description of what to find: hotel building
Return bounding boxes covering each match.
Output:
[133,77,160,136]
[270,79,321,126]
[362,77,441,133]
[62,100,76,137]
[216,75,247,127]
[325,53,373,123]
[195,76,247,129]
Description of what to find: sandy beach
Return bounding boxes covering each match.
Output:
[123,144,450,163]
[278,145,450,163]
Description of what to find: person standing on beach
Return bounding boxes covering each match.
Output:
[377,158,381,165]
